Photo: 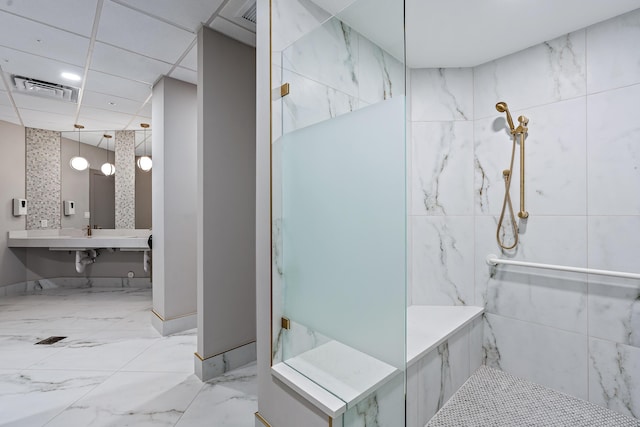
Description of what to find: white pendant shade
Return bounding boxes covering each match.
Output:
[70,156,89,171]
[137,156,152,172]
[101,162,115,176]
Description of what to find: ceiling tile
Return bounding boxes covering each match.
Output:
[78,105,135,128]
[209,18,256,47]
[0,104,19,123]
[0,45,85,87]
[169,67,197,85]
[19,108,75,131]
[112,0,225,33]
[0,11,90,67]
[0,89,12,106]
[13,92,78,115]
[218,0,257,33]
[90,42,172,84]
[82,90,146,115]
[0,0,98,37]
[180,43,197,71]
[84,70,152,102]
[74,116,129,131]
[98,1,196,64]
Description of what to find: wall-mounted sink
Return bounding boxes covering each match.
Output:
[7,229,151,251]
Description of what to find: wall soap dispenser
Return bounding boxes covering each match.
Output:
[64,200,76,216]
[13,198,27,216]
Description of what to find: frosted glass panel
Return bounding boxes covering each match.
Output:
[282,96,406,369]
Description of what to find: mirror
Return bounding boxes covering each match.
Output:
[60,130,152,230]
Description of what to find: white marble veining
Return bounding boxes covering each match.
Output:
[271,0,331,52]
[358,34,404,104]
[474,97,587,216]
[282,17,359,98]
[483,313,589,400]
[587,84,640,215]
[406,305,483,366]
[411,216,475,306]
[281,68,358,134]
[589,338,640,419]
[417,325,470,425]
[0,288,258,427]
[411,68,473,121]
[474,29,586,119]
[284,340,399,409]
[281,319,331,361]
[411,121,474,216]
[342,373,405,427]
[588,216,640,348]
[475,216,589,334]
[587,8,640,94]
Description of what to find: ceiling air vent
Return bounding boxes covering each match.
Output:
[12,75,79,103]
[240,1,257,25]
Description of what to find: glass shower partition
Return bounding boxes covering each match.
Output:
[271,0,406,424]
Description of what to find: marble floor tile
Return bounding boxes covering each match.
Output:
[0,288,258,427]
[0,369,109,426]
[122,331,197,373]
[176,363,258,427]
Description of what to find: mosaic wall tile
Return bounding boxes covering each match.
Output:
[115,130,135,229]
[26,128,61,230]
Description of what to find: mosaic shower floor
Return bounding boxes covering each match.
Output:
[0,287,257,426]
[427,366,640,427]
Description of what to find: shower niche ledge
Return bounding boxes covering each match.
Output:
[272,340,400,418]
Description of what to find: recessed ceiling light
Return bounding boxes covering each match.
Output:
[108,101,116,106]
[61,72,81,82]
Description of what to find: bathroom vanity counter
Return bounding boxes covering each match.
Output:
[7,229,151,251]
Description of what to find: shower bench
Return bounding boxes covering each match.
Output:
[272,305,484,425]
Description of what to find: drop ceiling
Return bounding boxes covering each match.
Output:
[0,0,256,153]
[0,0,638,153]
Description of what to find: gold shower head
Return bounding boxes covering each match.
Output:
[496,101,515,132]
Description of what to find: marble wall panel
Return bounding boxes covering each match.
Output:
[586,8,640,94]
[587,84,640,215]
[411,216,474,306]
[589,338,640,419]
[474,30,586,119]
[483,313,589,400]
[411,68,473,122]
[474,98,587,216]
[474,215,588,333]
[411,121,474,216]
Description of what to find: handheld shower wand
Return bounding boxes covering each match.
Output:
[495,102,529,250]
[496,102,515,133]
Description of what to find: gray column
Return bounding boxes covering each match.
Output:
[195,27,256,381]
[151,77,198,335]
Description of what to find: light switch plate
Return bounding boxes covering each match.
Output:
[40,219,48,228]
[84,212,90,219]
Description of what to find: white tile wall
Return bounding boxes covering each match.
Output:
[409,8,640,420]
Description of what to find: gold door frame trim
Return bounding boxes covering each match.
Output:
[255,412,273,426]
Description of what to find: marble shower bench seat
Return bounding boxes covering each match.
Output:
[271,305,484,422]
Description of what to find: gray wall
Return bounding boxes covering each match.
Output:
[25,249,148,282]
[61,136,112,229]
[197,27,256,359]
[0,120,26,288]
[135,160,152,229]
[152,76,198,321]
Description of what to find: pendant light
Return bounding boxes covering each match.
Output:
[136,123,152,172]
[100,134,115,176]
[69,124,89,171]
